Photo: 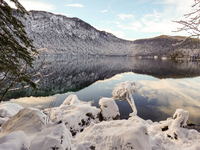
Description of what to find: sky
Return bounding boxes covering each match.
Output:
[8,0,195,40]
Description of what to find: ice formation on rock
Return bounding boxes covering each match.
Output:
[30,122,72,150]
[73,115,151,150]
[0,131,30,150]
[99,97,120,121]
[0,103,23,126]
[43,94,100,136]
[1,107,47,140]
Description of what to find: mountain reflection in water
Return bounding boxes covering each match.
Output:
[4,56,200,130]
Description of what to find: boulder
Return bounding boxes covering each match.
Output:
[99,97,120,121]
[1,107,47,140]
[30,122,72,150]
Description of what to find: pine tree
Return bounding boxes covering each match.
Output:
[0,0,37,101]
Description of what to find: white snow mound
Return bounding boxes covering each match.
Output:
[99,97,120,121]
[44,94,100,136]
[30,122,72,150]
[0,103,23,125]
[74,116,151,150]
[0,130,30,150]
[1,107,47,140]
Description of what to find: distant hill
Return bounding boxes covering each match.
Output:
[132,35,200,59]
[14,10,200,59]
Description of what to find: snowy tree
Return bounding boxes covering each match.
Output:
[0,0,37,101]
[112,81,138,116]
[174,0,200,39]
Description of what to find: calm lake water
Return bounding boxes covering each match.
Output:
[4,56,200,129]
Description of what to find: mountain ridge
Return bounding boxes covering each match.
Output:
[14,10,200,59]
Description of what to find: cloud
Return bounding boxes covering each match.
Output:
[117,14,134,20]
[156,0,193,13]
[9,96,57,109]
[94,26,126,38]
[137,78,200,117]
[102,10,108,13]
[116,13,143,32]
[117,21,143,31]
[139,1,194,35]
[116,0,194,37]
[98,74,124,83]
[65,3,84,7]
[113,0,195,38]
[19,0,55,11]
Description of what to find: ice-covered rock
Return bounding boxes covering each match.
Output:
[148,109,200,150]
[172,109,189,128]
[1,107,47,140]
[61,94,80,106]
[76,141,96,150]
[0,103,23,126]
[30,122,72,150]
[74,116,151,150]
[99,97,120,121]
[166,109,190,141]
[43,94,100,136]
[0,131,30,150]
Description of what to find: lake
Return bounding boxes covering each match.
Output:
[3,55,200,129]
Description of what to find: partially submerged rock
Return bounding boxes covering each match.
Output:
[43,94,100,136]
[99,97,120,121]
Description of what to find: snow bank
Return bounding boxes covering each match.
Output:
[0,131,30,150]
[43,94,100,136]
[30,122,72,150]
[1,107,47,140]
[99,97,120,121]
[148,109,200,150]
[0,94,200,150]
[74,115,151,150]
[73,108,200,150]
[0,103,23,126]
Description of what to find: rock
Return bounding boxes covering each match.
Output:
[0,103,23,126]
[30,122,72,150]
[1,107,47,140]
[74,116,151,150]
[43,94,100,136]
[76,141,96,150]
[99,97,120,121]
[0,131,30,150]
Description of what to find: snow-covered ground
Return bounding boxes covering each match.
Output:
[0,82,200,150]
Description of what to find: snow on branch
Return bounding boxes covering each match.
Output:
[112,81,138,116]
[173,0,200,39]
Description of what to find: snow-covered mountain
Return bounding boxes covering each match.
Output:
[133,35,200,58]
[14,10,200,58]
[14,10,132,56]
